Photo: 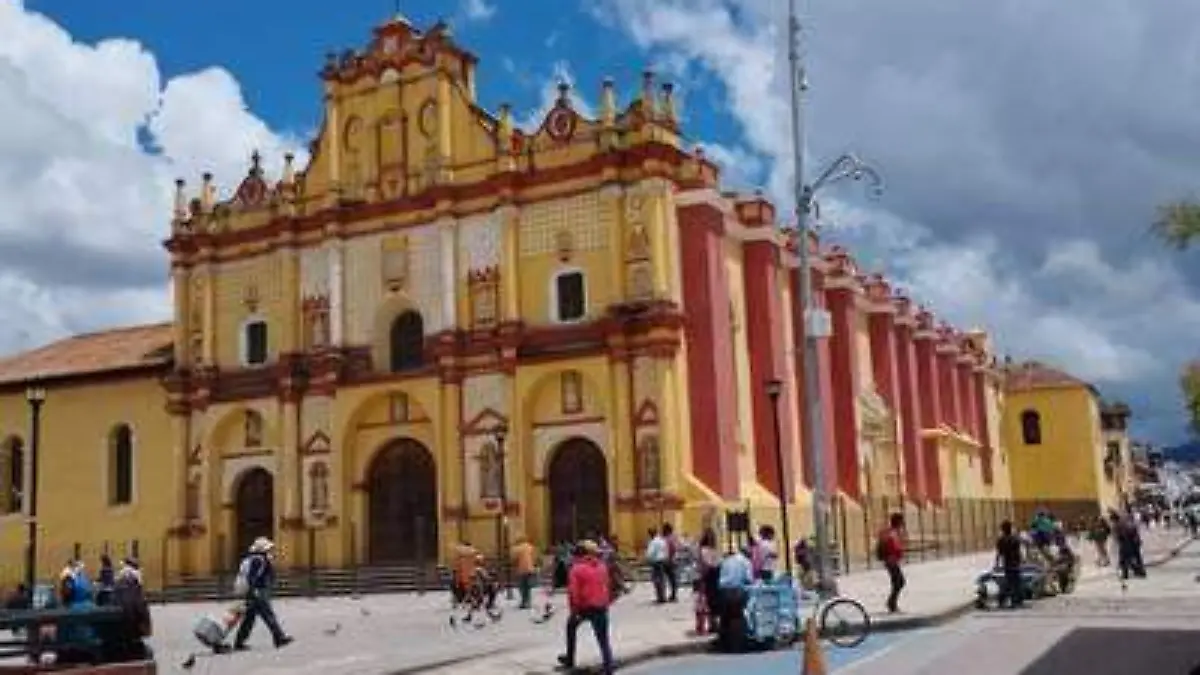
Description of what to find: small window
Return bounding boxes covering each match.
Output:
[109,425,134,506]
[554,270,586,322]
[389,311,425,372]
[1020,409,1042,446]
[243,320,269,366]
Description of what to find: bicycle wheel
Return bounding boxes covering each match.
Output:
[819,597,871,649]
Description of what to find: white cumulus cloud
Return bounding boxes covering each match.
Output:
[0,0,304,352]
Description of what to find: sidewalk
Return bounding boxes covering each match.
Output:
[436,529,1195,675]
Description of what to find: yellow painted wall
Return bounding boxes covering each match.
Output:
[1003,386,1108,507]
[0,377,174,590]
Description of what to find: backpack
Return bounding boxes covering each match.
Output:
[232,557,253,596]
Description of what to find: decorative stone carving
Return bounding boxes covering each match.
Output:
[631,358,658,409]
[463,374,507,423]
[307,460,331,517]
[344,226,445,342]
[468,267,499,328]
[459,215,502,274]
[301,397,331,444]
[389,392,411,423]
[302,294,330,350]
[477,441,502,500]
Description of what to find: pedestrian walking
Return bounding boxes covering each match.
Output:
[95,554,115,607]
[645,527,668,603]
[511,536,537,610]
[231,537,293,651]
[556,541,615,674]
[661,523,680,602]
[876,512,906,614]
[693,529,721,636]
[1087,515,1111,567]
[994,521,1024,609]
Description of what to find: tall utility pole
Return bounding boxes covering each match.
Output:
[786,0,882,597]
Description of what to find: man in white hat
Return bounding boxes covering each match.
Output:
[231,537,293,650]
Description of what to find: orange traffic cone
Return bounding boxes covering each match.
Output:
[801,618,827,675]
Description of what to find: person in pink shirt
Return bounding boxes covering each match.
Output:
[557,541,615,674]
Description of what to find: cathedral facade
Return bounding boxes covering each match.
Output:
[0,18,1009,586]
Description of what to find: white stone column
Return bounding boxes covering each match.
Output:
[327,239,345,346]
[438,217,458,328]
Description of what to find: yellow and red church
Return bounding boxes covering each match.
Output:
[0,17,1009,586]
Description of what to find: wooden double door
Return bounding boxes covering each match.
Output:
[367,438,439,564]
[547,438,610,545]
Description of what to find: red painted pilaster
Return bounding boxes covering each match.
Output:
[814,270,839,493]
[892,295,925,500]
[677,203,740,498]
[864,277,900,411]
[913,311,944,502]
[936,331,961,432]
[823,248,862,500]
[744,239,796,498]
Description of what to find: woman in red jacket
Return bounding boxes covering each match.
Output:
[557,541,615,674]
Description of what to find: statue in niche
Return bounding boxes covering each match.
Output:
[184,473,201,521]
[561,371,583,415]
[244,410,263,448]
[478,442,502,500]
[637,435,662,491]
[308,462,331,516]
[389,392,410,423]
[627,262,653,302]
[381,237,409,291]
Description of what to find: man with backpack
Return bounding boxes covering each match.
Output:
[231,537,293,651]
[876,513,906,614]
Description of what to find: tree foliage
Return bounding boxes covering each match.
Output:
[1153,201,1200,250]
[1182,361,1200,438]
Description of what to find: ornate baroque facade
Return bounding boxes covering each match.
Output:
[0,18,1009,584]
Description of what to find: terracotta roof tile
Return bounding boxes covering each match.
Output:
[1003,360,1091,393]
[0,323,174,386]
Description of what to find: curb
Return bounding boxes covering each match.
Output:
[519,599,975,675]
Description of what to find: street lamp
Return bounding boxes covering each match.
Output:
[786,0,884,599]
[765,379,793,580]
[24,382,45,595]
[493,421,512,599]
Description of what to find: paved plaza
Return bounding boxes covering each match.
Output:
[145,529,1192,675]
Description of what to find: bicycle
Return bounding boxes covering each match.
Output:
[805,580,872,649]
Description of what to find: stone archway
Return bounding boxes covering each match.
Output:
[547,438,609,545]
[233,467,274,566]
[367,438,438,564]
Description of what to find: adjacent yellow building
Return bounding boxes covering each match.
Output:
[1002,361,1130,525]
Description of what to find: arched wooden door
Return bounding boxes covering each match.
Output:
[367,439,438,564]
[234,467,274,566]
[548,438,609,545]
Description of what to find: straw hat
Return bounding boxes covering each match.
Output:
[249,537,275,554]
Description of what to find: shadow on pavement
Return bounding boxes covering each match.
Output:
[1019,627,1200,675]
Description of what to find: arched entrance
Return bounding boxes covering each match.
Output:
[547,438,609,545]
[367,439,438,564]
[233,467,274,566]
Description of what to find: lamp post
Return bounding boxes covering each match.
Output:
[786,0,883,598]
[23,383,45,595]
[765,379,793,580]
[493,421,513,599]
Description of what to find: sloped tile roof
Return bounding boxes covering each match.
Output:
[1004,360,1091,393]
[0,323,174,386]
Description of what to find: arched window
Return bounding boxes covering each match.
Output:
[109,425,134,506]
[552,270,586,323]
[478,442,502,500]
[1020,409,1042,446]
[637,435,662,491]
[1,436,23,515]
[389,310,425,372]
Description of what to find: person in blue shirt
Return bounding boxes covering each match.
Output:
[714,546,754,653]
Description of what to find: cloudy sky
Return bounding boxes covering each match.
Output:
[3,0,1199,443]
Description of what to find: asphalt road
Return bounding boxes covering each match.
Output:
[629,542,1200,675]
[621,631,920,675]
